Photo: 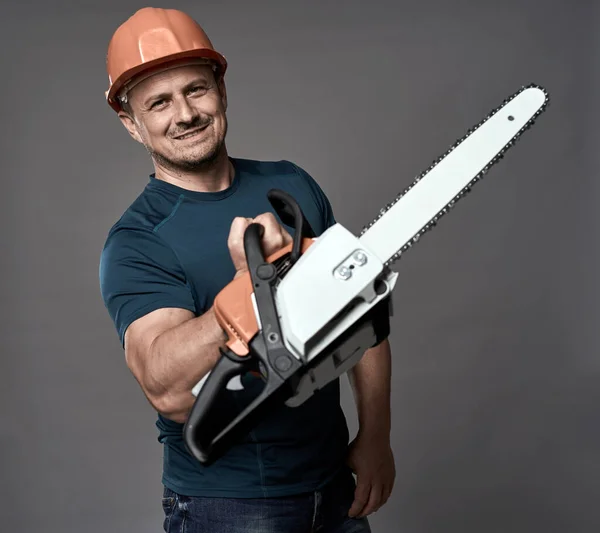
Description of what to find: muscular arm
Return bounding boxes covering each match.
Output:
[348,338,392,438]
[120,214,289,425]
[124,304,227,424]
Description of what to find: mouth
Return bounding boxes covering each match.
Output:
[173,124,209,140]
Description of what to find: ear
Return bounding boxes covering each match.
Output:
[217,75,228,111]
[117,110,144,144]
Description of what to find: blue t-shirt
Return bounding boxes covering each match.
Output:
[99,158,351,497]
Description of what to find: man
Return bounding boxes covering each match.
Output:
[99,7,395,532]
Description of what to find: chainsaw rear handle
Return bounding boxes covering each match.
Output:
[183,346,260,464]
[183,339,300,465]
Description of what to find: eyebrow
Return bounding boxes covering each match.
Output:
[143,77,212,107]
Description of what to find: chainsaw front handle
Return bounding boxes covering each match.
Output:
[183,201,307,465]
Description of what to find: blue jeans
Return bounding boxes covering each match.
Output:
[161,468,371,533]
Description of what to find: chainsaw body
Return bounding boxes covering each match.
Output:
[183,84,550,466]
[183,190,395,465]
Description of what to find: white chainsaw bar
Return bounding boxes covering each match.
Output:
[360,85,547,264]
[274,84,549,406]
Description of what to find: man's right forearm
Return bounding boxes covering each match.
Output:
[146,306,228,423]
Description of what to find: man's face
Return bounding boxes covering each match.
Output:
[119,64,228,172]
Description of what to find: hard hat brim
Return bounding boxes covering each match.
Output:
[106,48,227,112]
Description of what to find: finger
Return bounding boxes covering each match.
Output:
[380,482,392,507]
[347,478,371,518]
[227,217,253,271]
[256,212,291,246]
[280,226,293,246]
[226,218,244,250]
[252,213,285,251]
[257,213,292,246]
[357,482,383,518]
[228,217,250,240]
[252,212,279,234]
[387,472,396,496]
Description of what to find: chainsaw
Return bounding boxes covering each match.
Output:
[183,83,549,465]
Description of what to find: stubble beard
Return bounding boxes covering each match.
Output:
[147,117,228,174]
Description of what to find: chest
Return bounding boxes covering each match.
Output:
[166,199,300,313]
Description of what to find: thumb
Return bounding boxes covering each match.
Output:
[348,476,371,518]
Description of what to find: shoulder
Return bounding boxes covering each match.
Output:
[99,193,194,343]
[232,157,337,232]
[232,157,302,179]
[102,182,183,246]
[282,160,337,229]
[232,157,330,200]
[99,186,185,280]
[116,183,183,231]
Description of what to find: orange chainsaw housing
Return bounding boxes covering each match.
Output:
[214,237,316,358]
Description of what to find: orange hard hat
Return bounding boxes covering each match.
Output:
[105,7,228,112]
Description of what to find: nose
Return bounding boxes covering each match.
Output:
[172,95,198,125]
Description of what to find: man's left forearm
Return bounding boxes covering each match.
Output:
[348,338,392,438]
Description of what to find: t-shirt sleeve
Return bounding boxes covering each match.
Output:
[287,161,337,230]
[99,225,197,346]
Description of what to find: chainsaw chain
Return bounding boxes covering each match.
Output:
[359,83,549,267]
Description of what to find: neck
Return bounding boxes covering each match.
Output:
[153,147,233,193]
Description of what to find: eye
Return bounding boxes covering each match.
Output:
[189,85,208,95]
[150,99,166,109]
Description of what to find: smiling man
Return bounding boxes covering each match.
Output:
[117,60,229,183]
[99,7,395,533]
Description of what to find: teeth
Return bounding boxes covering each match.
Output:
[177,126,206,139]
[359,83,550,267]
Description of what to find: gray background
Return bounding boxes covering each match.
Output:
[1,0,597,532]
